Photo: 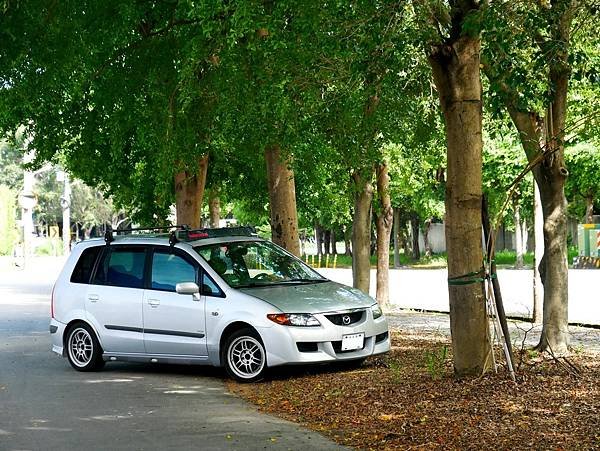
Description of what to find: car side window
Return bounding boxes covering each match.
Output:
[201,272,224,297]
[93,247,146,289]
[151,251,197,292]
[70,246,102,284]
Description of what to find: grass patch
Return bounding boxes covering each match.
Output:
[33,238,64,256]
[307,246,580,270]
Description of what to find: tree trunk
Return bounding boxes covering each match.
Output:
[533,180,544,324]
[522,218,529,254]
[536,162,569,353]
[174,154,209,228]
[324,230,332,255]
[410,214,420,261]
[315,223,323,256]
[331,230,338,255]
[265,145,301,256]
[585,196,594,223]
[299,230,306,257]
[509,110,569,353]
[344,225,352,256]
[208,187,220,228]
[430,36,493,376]
[393,208,400,268]
[375,163,393,307]
[514,202,524,269]
[351,171,374,294]
[423,217,433,257]
[401,223,411,257]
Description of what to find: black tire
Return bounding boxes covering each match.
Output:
[223,328,267,383]
[65,322,105,372]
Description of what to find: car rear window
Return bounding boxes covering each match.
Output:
[70,246,102,284]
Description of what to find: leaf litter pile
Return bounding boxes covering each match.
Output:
[228,331,599,450]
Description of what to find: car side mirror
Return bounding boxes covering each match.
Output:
[176,282,200,301]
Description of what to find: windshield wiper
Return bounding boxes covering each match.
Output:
[237,278,327,288]
[236,282,272,288]
[281,278,328,284]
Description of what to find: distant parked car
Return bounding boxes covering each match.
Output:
[50,227,390,382]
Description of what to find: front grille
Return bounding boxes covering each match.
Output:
[375,331,389,343]
[296,342,318,352]
[325,310,364,326]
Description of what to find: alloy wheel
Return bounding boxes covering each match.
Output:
[68,327,94,368]
[227,336,265,380]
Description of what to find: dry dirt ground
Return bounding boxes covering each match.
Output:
[228,331,600,450]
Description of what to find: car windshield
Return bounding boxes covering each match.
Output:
[194,240,327,288]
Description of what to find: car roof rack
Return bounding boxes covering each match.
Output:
[104,225,256,247]
[104,225,189,246]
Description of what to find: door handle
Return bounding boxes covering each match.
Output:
[148,299,160,307]
[88,294,99,303]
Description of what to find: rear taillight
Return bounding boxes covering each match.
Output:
[51,284,56,319]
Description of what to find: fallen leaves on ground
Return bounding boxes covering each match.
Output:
[227,331,600,450]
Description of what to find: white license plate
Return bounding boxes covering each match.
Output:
[341,333,365,351]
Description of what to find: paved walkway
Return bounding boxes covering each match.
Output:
[319,267,600,326]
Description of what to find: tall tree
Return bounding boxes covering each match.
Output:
[375,162,393,307]
[483,0,583,353]
[415,0,493,376]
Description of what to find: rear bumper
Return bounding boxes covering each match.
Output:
[50,318,66,357]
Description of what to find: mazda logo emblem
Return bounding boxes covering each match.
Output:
[342,315,351,325]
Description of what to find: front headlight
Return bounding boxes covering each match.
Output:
[267,313,321,327]
[371,304,383,319]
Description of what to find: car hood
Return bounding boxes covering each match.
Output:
[239,281,375,314]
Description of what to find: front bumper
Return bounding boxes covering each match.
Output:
[260,311,391,367]
[50,318,67,357]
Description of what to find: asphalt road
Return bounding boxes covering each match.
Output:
[0,266,344,451]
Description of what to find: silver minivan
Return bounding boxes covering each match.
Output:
[50,227,390,381]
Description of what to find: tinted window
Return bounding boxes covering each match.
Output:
[70,247,101,284]
[93,247,146,289]
[201,272,224,297]
[151,252,197,292]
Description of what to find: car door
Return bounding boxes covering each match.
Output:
[142,248,207,356]
[85,245,147,354]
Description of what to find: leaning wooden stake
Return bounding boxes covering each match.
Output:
[482,196,516,374]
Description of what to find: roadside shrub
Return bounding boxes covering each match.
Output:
[0,185,18,256]
[34,238,63,256]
